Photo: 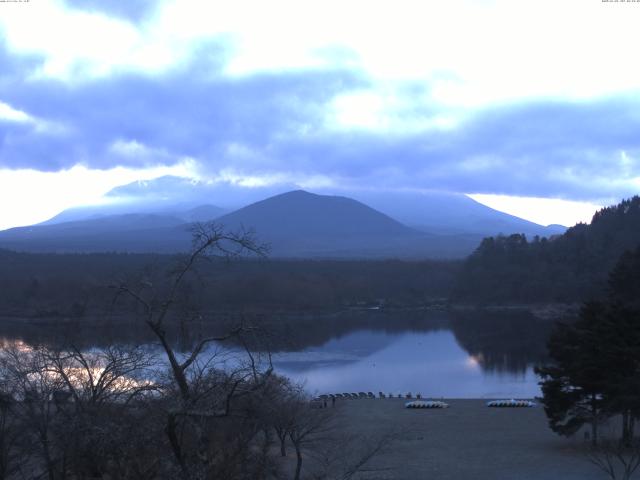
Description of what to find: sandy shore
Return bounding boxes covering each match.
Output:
[330,398,603,480]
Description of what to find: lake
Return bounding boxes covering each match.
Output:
[274,329,541,398]
[0,309,557,398]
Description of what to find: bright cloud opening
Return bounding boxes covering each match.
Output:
[468,194,604,228]
[0,162,196,230]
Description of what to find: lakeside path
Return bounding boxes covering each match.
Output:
[335,398,603,480]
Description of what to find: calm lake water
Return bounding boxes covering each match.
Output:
[0,309,556,398]
[273,329,541,398]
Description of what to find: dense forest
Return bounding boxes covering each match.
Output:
[0,250,459,321]
[453,196,640,304]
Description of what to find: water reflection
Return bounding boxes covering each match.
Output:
[274,329,541,398]
[449,310,554,374]
[0,310,557,398]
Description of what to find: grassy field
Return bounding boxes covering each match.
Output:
[325,398,605,480]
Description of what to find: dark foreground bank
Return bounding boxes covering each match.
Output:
[322,398,603,480]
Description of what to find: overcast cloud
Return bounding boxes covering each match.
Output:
[1,0,639,207]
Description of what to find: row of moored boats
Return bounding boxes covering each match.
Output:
[315,393,535,409]
[405,399,537,409]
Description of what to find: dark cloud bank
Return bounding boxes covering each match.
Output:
[0,37,638,203]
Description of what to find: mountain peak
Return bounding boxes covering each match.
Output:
[274,189,315,198]
[211,189,425,258]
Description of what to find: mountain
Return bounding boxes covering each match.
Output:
[211,190,484,257]
[214,190,425,257]
[453,196,640,304]
[0,213,192,253]
[0,190,481,258]
[37,176,291,226]
[349,189,565,237]
[0,173,570,258]
[218,190,416,238]
[41,202,226,226]
[174,205,226,223]
[40,177,565,240]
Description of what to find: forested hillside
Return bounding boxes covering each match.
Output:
[453,196,640,304]
[0,250,458,319]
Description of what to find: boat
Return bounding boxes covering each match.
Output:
[405,400,449,409]
[486,399,536,408]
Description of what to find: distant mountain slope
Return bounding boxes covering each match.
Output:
[175,205,226,223]
[0,190,481,258]
[209,190,436,257]
[218,190,417,237]
[38,175,286,225]
[0,214,191,253]
[41,202,226,226]
[39,176,565,240]
[35,213,184,234]
[453,196,640,304]
[350,190,565,237]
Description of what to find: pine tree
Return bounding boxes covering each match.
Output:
[535,302,610,445]
[537,246,640,445]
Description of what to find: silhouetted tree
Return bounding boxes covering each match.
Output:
[586,436,640,480]
[537,246,640,446]
[608,246,640,310]
[536,302,610,444]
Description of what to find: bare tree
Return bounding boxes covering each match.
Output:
[309,431,398,480]
[42,344,158,407]
[0,380,27,480]
[111,223,267,402]
[282,392,398,480]
[0,344,70,480]
[586,437,640,480]
[0,341,165,480]
[110,222,276,478]
[288,401,335,480]
[266,377,305,458]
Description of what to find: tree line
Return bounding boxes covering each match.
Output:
[454,196,640,304]
[0,249,458,321]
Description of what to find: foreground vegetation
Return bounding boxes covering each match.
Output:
[0,224,393,480]
[0,342,395,480]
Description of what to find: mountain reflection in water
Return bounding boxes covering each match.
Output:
[0,309,557,398]
[275,329,541,398]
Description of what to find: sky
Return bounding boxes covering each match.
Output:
[0,0,639,230]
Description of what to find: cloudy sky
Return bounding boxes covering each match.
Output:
[0,0,639,230]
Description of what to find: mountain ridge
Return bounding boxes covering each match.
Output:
[0,184,568,259]
[0,189,476,258]
[36,176,566,240]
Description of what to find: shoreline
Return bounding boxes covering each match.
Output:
[0,301,579,325]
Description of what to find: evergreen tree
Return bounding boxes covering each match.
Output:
[454,196,640,304]
[535,302,610,445]
[537,246,640,445]
[608,246,640,309]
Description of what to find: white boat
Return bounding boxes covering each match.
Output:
[486,399,536,408]
[405,400,449,409]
